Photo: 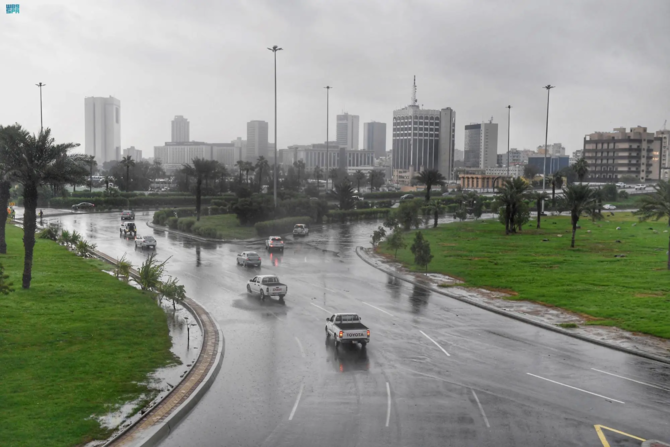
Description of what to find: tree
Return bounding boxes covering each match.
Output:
[104,175,112,191]
[529,191,550,229]
[371,226,386,248]
[634,180,670,269]
[353,170,366,194]
[601,183,618,202]
[235,160,245,184]
[396,200,422,231]
[136,253,169,291]
[1,126,80,288]
[386,228,407,259]
[216,164,229,193]
[329,168,341,189]
[563,184,598,248]
[368,170,385,191]
[181,158,217,221]
[415,169,446,202]
[410,231,434,273]
[0,263,14,295]
[550,172,564,204]
[333,179,355,210]
[158,276,187,310]
[83,155,97,193]
[120,155,135,192]
[255,156,270,192]
[495,177,531,235]
[0,125,16,254]
[313,166,323,190]
[523,164,539,181]
[426,201,444,228]
[572,158,589,183]
[293,160,306,186]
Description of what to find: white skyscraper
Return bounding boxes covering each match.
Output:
[337,113,360,150]
[122,146,142,161]
[464,120,498,169]
[171,116,190,143]
[246,120,269,162]
[85,96,121,163]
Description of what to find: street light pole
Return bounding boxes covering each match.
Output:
[542,85,555,193]
[268,45,282,208]
[506,105,511,178]
[325,86,332,191]
[36,82,46,133]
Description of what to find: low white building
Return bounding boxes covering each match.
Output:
[484,165,524,177]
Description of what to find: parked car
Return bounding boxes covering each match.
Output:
[293,224,309,237]
[135,235,156,249]
[246,275,287,301]
[603,204,617,210]
[325,313,370,348]
[400,194,415,202]
[120,222,137,237]
[237,251,262,268]
[72,202,95,211]
[615,182,626,188]
[352,195,363,202]
[635,184,648,190]
[265,236,285,252]
[121,210,135,220]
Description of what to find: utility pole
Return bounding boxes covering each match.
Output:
[267,46,282,207]
[542,85,555,194]
[36,82,46,132]
[325,86,332,191]
[507,105,511,178]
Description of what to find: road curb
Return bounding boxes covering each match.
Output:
[355,246,670,366]
[90,250,225,447]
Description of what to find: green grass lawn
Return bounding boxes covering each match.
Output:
[0,225,175,447]
[190,214,258,240]
[380,212,670,338]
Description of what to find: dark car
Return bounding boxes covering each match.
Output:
[72,202,95,211]
[121,210,135,220]
[399,194,415,202]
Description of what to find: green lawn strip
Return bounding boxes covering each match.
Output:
[0,225,175,447]
[380,213,670,339]
[191,214,258,240]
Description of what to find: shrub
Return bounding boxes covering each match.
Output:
[255,216,313,237]
[325,208,392,223]
[376,200,393,208]
[38,227,59,241]
[618,190,629,200]
[364,191,406,200]
[177,218,196,232]
[166,217,178,229]
[193,226,218,239]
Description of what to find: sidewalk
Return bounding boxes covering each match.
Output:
[357,246,670,365]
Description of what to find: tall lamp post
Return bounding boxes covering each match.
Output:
[506,105,511,178]
[542,85,555,193]
[36,82,46,133]
[325,86,332,191]
[268,45,282,207]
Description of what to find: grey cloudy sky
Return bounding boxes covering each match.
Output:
[2,0,669,158]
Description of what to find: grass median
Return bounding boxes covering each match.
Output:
[380,212,670,338]
[0,225,175,447]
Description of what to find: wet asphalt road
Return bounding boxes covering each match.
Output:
[53,210,670,447]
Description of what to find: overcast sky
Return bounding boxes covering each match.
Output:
[2,0,669,158]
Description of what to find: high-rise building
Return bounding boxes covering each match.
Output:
[363,122,386,158]
[537,143,565,156]
[232,137,246,162]
[85,96,121,163]
[657,130,670,181]
[171,116,190,143]
[122,146,142,161]
[337,113,360,150]
[464,120,498,169]
[246,120,269,162]
[392,78,457,178]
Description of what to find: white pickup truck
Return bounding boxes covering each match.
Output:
[325,313,370,348]
[247,275,288,301]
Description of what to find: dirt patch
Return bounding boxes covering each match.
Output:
[635,292,666,298]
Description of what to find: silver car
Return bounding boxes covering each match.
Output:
[237,251,262,268]
[135,235,157,249]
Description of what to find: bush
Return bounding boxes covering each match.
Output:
[325,208,392,223]
[255,216,313,237]
[354,200,372,210]
[618,190,629,200]
[363,191,406,200]
[601,183,618,201]
[166,217,178,229]
[193,226,218,239]
[376,200,393,208]
[177,218,196,232]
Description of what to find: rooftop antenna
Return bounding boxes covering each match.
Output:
[412,75,417,106]
[664,119,667,131]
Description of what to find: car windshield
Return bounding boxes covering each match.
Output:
[247,252,259,257]
[145,237,156,242]
[271,238,282,242]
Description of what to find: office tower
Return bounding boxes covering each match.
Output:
[171,116,190,143]
[337,113,360,150]
[85,96,121,163]
[246,120,269,162]
[122,146,142,161]
[464,120,498,169]
[363,122,387,158]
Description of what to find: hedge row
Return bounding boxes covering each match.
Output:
[255,216,313,237]
[47,196,224,209]
[153,206,228,225]
[325,208,392,223]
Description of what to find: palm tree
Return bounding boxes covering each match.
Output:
[572,158,589,183]
[0,125,18,254]
[563,184,598,248]
[334,179,355,210]
[329,168,340,189]
[243,161,255,185]
[495,177,530,235]
[368,170,381,192]
[255,156,270,192]
[104,175,112,191]
[83,155,96,192]
[235,160,245,184]
[353,170,366,194]
[313,166,323,190]
[415,169,446,202]
[1,127,80,288]
[120,155,135,192]
[550,172,564,204]
[216,164,229,193]
[634,180,670,269]
[529,191,550,229]
[181,158,217,221]
[293,160,306,186]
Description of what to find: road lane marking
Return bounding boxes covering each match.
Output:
[294,278,338,293]
[594,425,645,446]
[288,383,304,421]
[471,390,490,428]
[362,301,394,317]
[294,337,306,358]
[591,368,670,392]
[526,373,624,404]
[310,302,330,314]
[420,330,450,357]
[385,382,391,427]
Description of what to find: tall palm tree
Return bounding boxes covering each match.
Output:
[83,155,96,192]
[243,161,255,185]
[353,170,366,194]
[216,164,229,193]
[1,127,81,288]
[333,179,355,210]
[313,165,323,190]
[255,156,270,192]
[368,170,383,192]
[495,177,530,235]
[120,155,135,192]
[529,191,550,229]
[415,169,446,202]
[181,158,217,221]
[0,125,16,254]
[563,184,598,248]
[329,168,340,189]
[634,180,670,269]
[235,160,245,184]
[550,172,564,204]
[572,158,589,183]
[293,160,306,186]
